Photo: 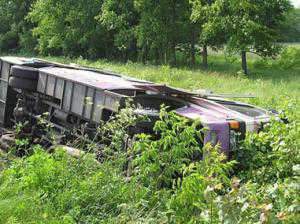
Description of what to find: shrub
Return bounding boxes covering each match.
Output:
[68,105,146,170]
[168,144,235,223]
[216,165,300,224]
[277,47,300,69]
[234,104,299,184]
[0,105,299,223]
[253,47,300,70]
[131,108,204,190]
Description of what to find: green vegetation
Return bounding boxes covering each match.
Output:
[279,8,300,43]
[0,0,297,74]
[191,0,291,74]
[0,0,299,223]
[0,102,299,223]
[0,48,299,223]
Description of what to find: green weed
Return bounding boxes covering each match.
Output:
[0,47,299,223]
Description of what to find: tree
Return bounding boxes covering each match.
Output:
[207,0,292,74]
[190,0,227,69]
[0,0,36,52]
[99,0,140,61]
[134,0,193,66]
[133,0,167,63]
[134,0,173,65]
[279,8,300,42]
[179,1,200,68]
[28,0,109,58]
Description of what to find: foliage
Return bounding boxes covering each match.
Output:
[223,0,291,57]
[236,117,299,185]
[28,0,108,58]
[279,8,300,42]
[0,148,151,223]
[132,108,204,189]
[0,0,297,69]
[168,144,235,223]
[136,0,194,65]
[276,47,300,69]
[134,0,173,63]
[0,96,299,223]
[193,0,293,73]
[227,99,300,223]
[190,0,226,48]
[0,0,36,52]
[216,169,300,224]
[99,0,138,60]
[84,104,144,169]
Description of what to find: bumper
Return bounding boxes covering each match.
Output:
[204,120,247,159]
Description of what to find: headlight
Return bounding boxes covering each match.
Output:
[229,120,240,130]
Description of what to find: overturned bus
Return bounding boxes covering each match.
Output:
[0,56,275,157]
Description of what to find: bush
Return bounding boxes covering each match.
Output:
[235,118,299,184]
[0,104,299,223]
[215,169,300,224]
[168,144,235,223]
[0,30,18,52]
[253,47,300,70]
[131,108,204,189]
[277,47,300,69]
[234,99,299,184]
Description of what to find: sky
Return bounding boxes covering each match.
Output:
[291,0,300,8]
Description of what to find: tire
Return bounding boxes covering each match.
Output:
[9,77,37,91]
[0,140,10,152]
[0,133,15,152]
[1,133,15,145]
[10,65,39,80]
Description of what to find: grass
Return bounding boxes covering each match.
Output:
[282,42,300,48]
[0,48,299,223]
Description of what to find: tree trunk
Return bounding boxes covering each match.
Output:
[142,45,148,64]
[131,39,138,61]
[171,43,176,66]
[241,50,248,75]
[155,49,160,64]
[190,28,196,68]
[202,45,208,69]
[171,0,177,67]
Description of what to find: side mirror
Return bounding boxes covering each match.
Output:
[269,109,279,115]
[269,109,289,124]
